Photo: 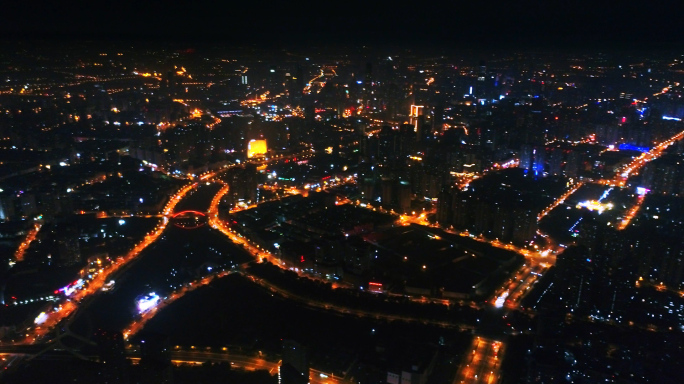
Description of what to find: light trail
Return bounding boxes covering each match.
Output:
[207,183,280,265]
[123,271,233,340]
[617,194,646,230]
[609,128,684,185]
[203,183,481,325]
[13,180,203,345]
[351,200,555,312]
[455,337,504,384]
[11,222,42,264]
[398,210,433,226]
[247,272,473,330]
[303,70,324,94]
[126,349,352,384]
[351,200,554,261]
[489,262,549,309]
[537,182,584,221]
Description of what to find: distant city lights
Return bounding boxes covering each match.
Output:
[34,312,48,325]
[58,279,85,297]
[494,292,508,308]
[576,200,614,214]
[619,144,650,152]
[137,292,160,313]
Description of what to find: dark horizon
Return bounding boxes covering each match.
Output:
[2,0,683,50]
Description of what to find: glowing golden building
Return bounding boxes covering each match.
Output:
[247,139,268,158]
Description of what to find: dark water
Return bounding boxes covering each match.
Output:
[75,183,252,331]
[136,274,469,373]
[73,182,468,375]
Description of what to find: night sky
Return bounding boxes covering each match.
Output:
[1,0,682,48]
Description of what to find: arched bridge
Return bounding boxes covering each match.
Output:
[169,210,208,229]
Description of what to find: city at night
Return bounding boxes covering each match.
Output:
[1,1,684,383]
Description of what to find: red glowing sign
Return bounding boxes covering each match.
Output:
[368,282,383,292]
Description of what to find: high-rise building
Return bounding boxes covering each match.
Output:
[519,144,546,177]
[436,187,453,225]
[641,155,683,196]
[0,195,16,221]
[452,194,470,228]
[280,340,309,384]
[398,180,412,213]
[139,332,173,384]
[409,105,424,126]
[363,62,373,110]
[565,150,581,178]
[492,204,512,242]
[161,71,181,98]
[360,176,375,200]
[547,147,563,176]
[20,193,38,217]
[512,208,537,245]
[57,227,81,266]
[409,105,426,142]
[93,329,129,384]
[381,177,394,206]
[224,165,258,206]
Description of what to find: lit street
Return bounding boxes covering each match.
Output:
[3,30,684,384]
[455,337,503,384]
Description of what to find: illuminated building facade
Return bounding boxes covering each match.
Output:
[409,105,424,131]
[247,139,268,158]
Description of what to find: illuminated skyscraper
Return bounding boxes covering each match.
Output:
[409,105,424,127]
[520,144,546,177]
[410,105,425,142]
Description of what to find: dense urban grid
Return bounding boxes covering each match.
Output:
[1,42,684,384]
